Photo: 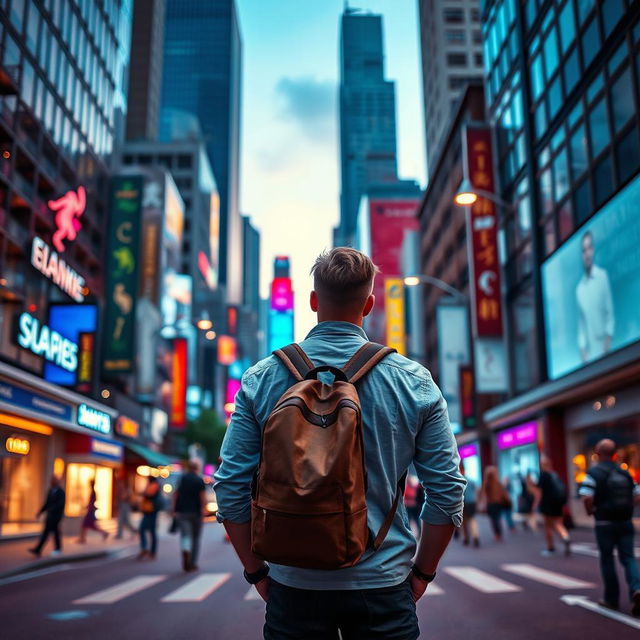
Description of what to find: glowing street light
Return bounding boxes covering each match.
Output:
[454,178,478,206]
[195,311,213,331]
[404,276,421,287]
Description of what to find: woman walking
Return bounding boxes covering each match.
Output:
[138,477,161,560]
[460,463,480,547]
[481,466,511,542]
[77,481,108,543]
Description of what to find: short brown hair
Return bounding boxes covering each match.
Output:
[310,248,378,306]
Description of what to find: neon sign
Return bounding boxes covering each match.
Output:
[31,237,86,302]
[77,404,111,435]
[17,312,79,372]
[49,187,86,252]
[6,436,30,455]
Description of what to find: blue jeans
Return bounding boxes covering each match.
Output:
[595,520,640,606]
[264,578,419,639]
[139,512,158,555]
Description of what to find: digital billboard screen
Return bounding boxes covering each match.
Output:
[542,175,640,380]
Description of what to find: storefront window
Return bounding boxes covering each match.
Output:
[65,463,113,519]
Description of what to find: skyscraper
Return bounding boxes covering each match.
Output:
[418,0,483,171]
[337,9,398,247]
[161,0,243,304]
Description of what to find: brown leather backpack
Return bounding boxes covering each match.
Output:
[251,342,406,570]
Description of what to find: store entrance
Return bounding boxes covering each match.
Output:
[0,455,42,536]
[498,443,540,514]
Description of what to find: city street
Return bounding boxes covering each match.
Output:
[2,519,640,639]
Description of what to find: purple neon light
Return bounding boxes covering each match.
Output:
[458,443,478,459]
[497,422,538,450]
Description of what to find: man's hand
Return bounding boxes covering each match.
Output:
[409,573,428,602]
[255,576,270,602]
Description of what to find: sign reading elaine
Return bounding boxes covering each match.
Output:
[464,127,503,337]
[77,403,111,435]
[17,312,78,372]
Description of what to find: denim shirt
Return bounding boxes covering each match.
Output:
[214,321,465,590]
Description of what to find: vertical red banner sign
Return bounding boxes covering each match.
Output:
[464,126,504,337]
[170,338,188,428]
[76,332,95,394]
[459,365,476,430]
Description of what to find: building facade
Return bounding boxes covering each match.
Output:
[418,0,484,171]
[161,0,243,304]
[336,9,398,247]
[481,0,640,522]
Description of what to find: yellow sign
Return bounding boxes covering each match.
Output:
[384,278,406,355]
[6,436,30,455]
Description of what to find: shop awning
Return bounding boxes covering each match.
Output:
[124,441,174,467]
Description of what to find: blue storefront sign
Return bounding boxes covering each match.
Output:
[90,436,123,462]
[77,403,112,435]
[0,379,73,422]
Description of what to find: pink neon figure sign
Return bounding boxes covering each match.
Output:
[49,186,86,252]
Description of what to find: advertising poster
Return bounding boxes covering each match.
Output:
[542,174,640,379]
[102,175,143,375]
[384,278,406,355]
[170,337,188,428]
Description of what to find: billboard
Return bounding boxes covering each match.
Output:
[384,278,406,354]
[464,127,504,337]
[271,277,294,311]
[268,309,294,353]
[542,174,640,379]
[436,304,471,434]
[102,176,143,375]
[358,198,419,343]
[44,304,98,387]
[170,338,188,428]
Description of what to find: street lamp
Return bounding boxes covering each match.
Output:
[403,274,467,302]
[454,181,516,211]
[195,310,213,331]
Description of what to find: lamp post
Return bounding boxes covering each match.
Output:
[454,179,516,212]
[403,274,467,302]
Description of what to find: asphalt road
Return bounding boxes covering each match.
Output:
[2,518,640,639]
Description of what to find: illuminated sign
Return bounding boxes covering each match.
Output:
[464,126,503,337]
[116,415,140,439]
[384,279,406,355]
[170,338,188,428]
[271,278,293,311]
[76,332,95,393]
[90,437,123,462]
[5,436,30,455]
[17,313,78,372]
[217,335,237,366]
[459,365,476,429]
[31,237,86,302]
[497,422,538,450]
[0,380,73,421]
[49,187,86,252]
[458,443,478,459]
[77,403,111,435]
[224,378,241,417]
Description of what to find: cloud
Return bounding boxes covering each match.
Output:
[275,76,336,142]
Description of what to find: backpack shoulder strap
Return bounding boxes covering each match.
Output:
[342,342,396,384]
[371,472,407,551]
[273,344,314,381]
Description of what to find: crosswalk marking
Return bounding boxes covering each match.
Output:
[426,583,444,595]
[162,573,231,602]
[73,575,167,604]
[573,542,640,559]
[244,586,262,600]
[501,564,595,589]
[444,567,522,593]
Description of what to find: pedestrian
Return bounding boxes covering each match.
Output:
[77,481,108,543]
[531,455,571,556]
[214,248,465,639]
[501,476,516,533]
[460,463,479,547]
[481,466,510,542]
[403,475,424,538]
[29,475,65,557]
[174,459,206,571]
[138,476,161,560]
[518,473,537,531]
[115,480,136,540]
[579,438,640,616]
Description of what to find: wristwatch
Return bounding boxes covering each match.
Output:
[411,564,437,583]
[243,563,270,584]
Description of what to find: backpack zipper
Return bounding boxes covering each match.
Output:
[272,397,360,428]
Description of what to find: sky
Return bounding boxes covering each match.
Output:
[236,0,426,340]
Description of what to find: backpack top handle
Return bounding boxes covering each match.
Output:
[304,365,349,383]
[273,343,315,381]
[342,342,396,384]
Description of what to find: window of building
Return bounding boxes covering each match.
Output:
[474,53,484,66]
[616,126,640,184]
[601,0,624,37]
[573,178,592,224]
[9,0,26,31]
[581,18,600,69]
[445,29,465,43]
[470,8,480,22]
[448,76,465,90]
[594,153,613,207]
[569,125,589,179]
[444,8,464,23]
[559,2,576,53]
[447,53,467,66]
[563,47,580,94]
[588,97,609,158]
[553,148,570,202]
[610,68,635,133]
[473,30,482,44]
[177,154,192,168]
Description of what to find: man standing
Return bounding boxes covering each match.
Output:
[576,230,614,363]
[29,475,65,557]
[579,439,640,616]
[215,248,465,639]
[174,459,206,572]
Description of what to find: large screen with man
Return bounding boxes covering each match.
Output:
[542,174,640,380]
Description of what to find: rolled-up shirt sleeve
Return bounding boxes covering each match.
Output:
[578,473,596,497]
[413,376,466,527]
[213,373,261,524]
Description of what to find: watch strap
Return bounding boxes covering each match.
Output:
[243,563,270,584]
[411,565,436,583]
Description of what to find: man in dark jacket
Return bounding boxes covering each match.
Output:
[29,475,66,557]
[174,459,206,571]
[580,439,640,616]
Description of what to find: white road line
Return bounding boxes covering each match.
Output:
[161,573,231,602]
[561,595,640,629]
[244,586,262,600]
[501,564,595,589]
[572,542,640,559]
[73,575,167,604]
[426,583,444,595]
[444,567,522,593]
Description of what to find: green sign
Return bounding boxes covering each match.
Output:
[102,176,143,375]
